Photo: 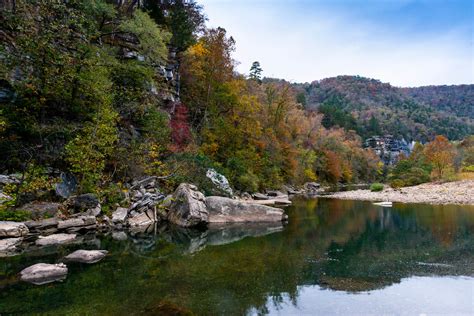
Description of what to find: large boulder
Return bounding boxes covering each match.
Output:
[64,194,99,213]
[167,183,208,227]
[20,263,68,285]
[64,249,108,264]
[0,221,29,237]
[205,196,287,223]
[36,233,77,246]
[19,202,61,220]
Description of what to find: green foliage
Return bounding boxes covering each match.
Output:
[370,183,384,192]
[120,10,171,64]
[65,105,118,192]
[0,209,31,221]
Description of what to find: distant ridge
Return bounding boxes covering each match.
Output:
[293,76,474,141]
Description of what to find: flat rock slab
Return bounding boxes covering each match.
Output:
[0,221,29,237]
[20,263,68,285]
[36,233,77,246]
[57,216,96,230]
[64,249,108,263]
[206,196,287,223]
[25,218,59,230]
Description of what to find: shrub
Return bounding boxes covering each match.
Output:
[390,179,405,189]
[370,183,384,192]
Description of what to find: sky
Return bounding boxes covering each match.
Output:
[199,0,474,87]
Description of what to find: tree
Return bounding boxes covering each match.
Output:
[249,61,263,82]
[424,135,455,180]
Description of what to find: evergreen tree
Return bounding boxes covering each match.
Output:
[249,61,263,82]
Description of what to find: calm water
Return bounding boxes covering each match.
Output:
[1,198,473,315]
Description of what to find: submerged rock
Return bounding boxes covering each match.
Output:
[20,263,68,285]
[168,183,208,227]
[0,221,29,237]
[36,233,77,246]
[64,249,108,263]
[206,196,287,223]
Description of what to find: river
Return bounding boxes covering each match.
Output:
[1,198,473,315]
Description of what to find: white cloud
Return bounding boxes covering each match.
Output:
[200,0,473,86]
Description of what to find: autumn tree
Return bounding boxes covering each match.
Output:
[424,135,455,180]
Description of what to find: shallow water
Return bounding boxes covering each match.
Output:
[1,198,473,315]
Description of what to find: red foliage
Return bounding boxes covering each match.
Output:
[170,103,192,151]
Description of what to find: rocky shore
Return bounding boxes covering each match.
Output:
[324,180,474,205]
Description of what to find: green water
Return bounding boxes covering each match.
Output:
[1,198,473,315]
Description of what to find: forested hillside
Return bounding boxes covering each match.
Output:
[295,76,473,141]
[402,85,474,119]
[0,0,380,202]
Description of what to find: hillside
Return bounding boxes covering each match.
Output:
[295,76,474,141]
[402,85,474,119]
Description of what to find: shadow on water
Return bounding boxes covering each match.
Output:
[0,198,473,315]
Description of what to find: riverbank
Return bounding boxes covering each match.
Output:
[323,180,474,205]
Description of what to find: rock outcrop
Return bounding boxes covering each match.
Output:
[20,263,68,285]
[64,249,108,263]
[0,221,29,237]
[205,196,287,223]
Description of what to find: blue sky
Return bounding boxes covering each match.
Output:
[199,0,473,86]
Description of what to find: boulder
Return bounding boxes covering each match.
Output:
[64,249,108,263]
[64,194,99,213]
[127,209,155,227]
[55,172,78,198]
[19,202,61,220]
[206,196,287,223]
[112,207,128,223]
[36,233,77,246]
[167,183,208,227]
[0,221,29,237]
[0,237,22,253]
[206,168,233,196]
[57,216,96,230]
[20,263,68,285]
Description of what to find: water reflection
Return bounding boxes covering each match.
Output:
[0,198,473,315]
